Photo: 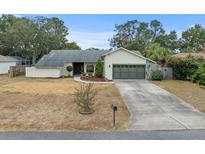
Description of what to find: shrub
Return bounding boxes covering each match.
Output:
[66,65,73,72]
[88,72,93,77]
[74,83,97,114]
[191,62,205,86]
[199,79,205,86]
[81,72,86,77]
[66,65,73,76]
[95,59,103,77]
[66,65,73,73]
[191,71,199,83]
[168,57,198,80]
[151,70,163,80]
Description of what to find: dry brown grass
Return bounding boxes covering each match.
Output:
[152,80,205,112]
[0,76,130,131]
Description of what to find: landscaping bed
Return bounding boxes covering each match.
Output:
[80,76,112,82]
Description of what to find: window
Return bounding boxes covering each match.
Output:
[86,64,94,72]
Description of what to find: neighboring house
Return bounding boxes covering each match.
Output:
[0,55,25,74]
[26,47,157,80]
[173,52,205,60]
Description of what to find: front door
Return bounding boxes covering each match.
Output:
[73,63,84,75]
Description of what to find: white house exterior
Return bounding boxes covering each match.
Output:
[0,62,16,74]
[26,48,157,79]
[26,67,61,78]
[0,55,25,74]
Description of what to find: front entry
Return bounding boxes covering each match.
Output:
[73,63,84,75]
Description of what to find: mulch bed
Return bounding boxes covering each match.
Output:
[80,76,112,82]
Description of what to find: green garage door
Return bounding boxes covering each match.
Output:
[113,64,145,79]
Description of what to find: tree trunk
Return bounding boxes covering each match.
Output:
[32,54,36,65]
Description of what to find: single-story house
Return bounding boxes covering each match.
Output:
[26,47,157,80]
[0,55,25,74]
[172,52,205,60]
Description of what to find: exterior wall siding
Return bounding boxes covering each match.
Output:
[0,62,17,74]
[26,67,61,78]
[60,63,73,76]
[104,49,146,80]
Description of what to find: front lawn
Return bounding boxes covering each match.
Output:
[152,80,205,112]
[0,75,130,131]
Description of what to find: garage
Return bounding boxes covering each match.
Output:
[113,64,145,79]
[103,48,156,80]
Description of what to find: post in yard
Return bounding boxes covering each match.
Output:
[111,104,118,127]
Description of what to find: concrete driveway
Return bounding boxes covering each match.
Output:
[115,80,205,130]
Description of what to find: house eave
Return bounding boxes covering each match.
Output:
[35,66,62,69]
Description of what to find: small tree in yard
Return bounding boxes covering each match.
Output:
[74,83,97,114]
[66,65,73,76]
[95,59,103,77]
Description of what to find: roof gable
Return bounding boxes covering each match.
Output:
[102,47,156,63]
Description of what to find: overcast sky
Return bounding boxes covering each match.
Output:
[18,14,205,49]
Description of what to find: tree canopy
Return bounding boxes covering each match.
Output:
[64,42,81,50]
[110,20,205,62]
[145,43,172,66]
[1,15,205,66]
[110,19,180,55]
[180,24,205,52]
[0,15,80,64]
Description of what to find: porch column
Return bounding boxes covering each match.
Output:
[84,63,87,73]
[93,64,96,74]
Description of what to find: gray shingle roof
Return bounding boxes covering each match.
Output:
[35,50,110,68]
[10,56,25,61]
[0,55,24,62]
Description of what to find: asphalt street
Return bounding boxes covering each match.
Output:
[0,130,205,140]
